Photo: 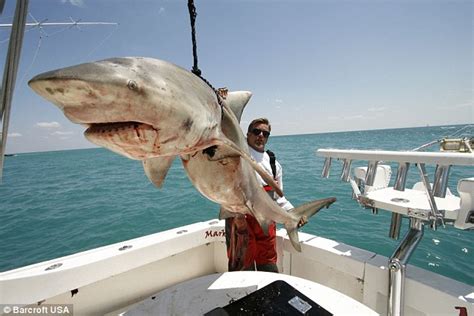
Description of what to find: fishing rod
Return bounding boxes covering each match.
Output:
[412,125,473,152]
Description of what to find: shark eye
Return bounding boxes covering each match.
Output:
[127,80,138,91]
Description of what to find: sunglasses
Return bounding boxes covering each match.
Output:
[250,128,270,138]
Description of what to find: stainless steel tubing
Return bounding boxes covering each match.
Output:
[340,159,352,182]
[394,162,410,191]
[388,218,424,316]
[433,165,451,198]
[389,213,402,240]
[417,163,442,230]
[322,157,332,178]
[365,161,379,186]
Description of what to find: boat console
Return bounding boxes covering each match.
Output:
[316,148,473,316]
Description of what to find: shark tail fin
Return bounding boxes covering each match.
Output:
[284,197,337,252]
[290,197,337,221]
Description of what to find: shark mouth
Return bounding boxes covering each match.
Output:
[84,121,161,159]
[85,121,156,135]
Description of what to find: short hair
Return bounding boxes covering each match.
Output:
[247,118,271,133]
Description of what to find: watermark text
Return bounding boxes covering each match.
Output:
[2,304,73,315]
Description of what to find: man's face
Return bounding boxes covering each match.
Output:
[247,122,270,152]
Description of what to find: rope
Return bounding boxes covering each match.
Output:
[186,0,224,113]
[187,0,201,76]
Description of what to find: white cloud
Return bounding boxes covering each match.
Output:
[36,122,61,129]
[275,99,283,103]
[328,114,369,121]
[51,131,74,136]
[367,106,387,112]
[437,102,473,110]
[8,132,22,137]
[61,0,85,7]
[343,114,365,120]
[158,7,166,15]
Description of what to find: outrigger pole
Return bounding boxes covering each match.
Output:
[0,4,118,182]
[0,0,28,183]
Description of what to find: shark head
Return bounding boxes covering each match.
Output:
[29,57,222,160]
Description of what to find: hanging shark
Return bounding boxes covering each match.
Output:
[177,90,336,251]
[28,57,336,251]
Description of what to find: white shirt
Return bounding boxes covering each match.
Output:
[248,146,294,211]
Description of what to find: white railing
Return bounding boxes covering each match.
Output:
[317,149,473,166]
[316,148,473,316]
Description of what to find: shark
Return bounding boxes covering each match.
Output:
[29,57,336,251]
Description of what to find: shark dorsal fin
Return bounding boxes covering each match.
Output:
[225,91,252,123]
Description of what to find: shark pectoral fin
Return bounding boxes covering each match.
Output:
[289,197,337,222]
[285,223,302,252]
[258,218,270,235]
[218,138,284,197]
[241,195,271,235]
[142,156,176,188]
[225,91,252,123]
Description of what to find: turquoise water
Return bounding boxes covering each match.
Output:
[1,125,472,286]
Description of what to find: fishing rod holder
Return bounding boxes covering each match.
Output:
[316,148,473,315]
[394,162,409,191]
[321,157,332,178]
[340,159,352,182]
[433,165,451,198]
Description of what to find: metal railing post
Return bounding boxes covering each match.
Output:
[388,218,424,316]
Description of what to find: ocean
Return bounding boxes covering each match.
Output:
[0,125,472,286]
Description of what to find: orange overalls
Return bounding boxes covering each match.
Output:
[226,185,277,271]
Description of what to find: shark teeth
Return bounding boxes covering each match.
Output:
[85,121,147,134]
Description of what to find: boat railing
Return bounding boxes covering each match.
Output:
[317,149,473,229]
[316,148,473,316]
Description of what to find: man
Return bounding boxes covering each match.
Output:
[225,118,295,273]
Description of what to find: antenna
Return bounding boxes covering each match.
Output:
[0,14,118,183]
[0,20,118,28]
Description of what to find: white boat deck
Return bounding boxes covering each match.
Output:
[122,272,379,315]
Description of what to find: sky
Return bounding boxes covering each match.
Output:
[0,0,472,153]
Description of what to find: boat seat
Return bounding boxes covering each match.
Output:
[455,177,474,230]
[412,182,454,196]
[353,165,391,193]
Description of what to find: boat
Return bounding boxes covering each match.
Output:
[1,142,472,315]
[1,1,472,316]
